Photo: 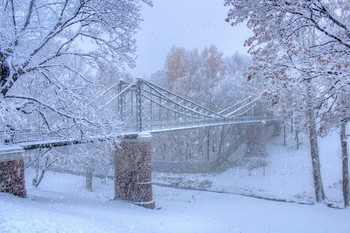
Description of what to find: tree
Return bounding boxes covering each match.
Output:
[149,47,255,168]
[225,0,350,203]
[0,0,151,197]
[201,45,227,85]
[165,47,188,85]
[212,52,252,110]
[0,0,151,131]
[163,45,227,105]
[225,0,350,124]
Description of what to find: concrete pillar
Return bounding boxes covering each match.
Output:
[0,148,26,197]
[115,133,155,209]
[0,159,27,197]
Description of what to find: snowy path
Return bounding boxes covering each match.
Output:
[1,170,350,233]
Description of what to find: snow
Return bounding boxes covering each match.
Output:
[153,135,314,204]
[1,132,350,233]
[1,170,350,233]
[153,130,348,208]
[0,146,25,162]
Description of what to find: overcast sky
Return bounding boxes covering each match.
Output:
[130,0,252,78]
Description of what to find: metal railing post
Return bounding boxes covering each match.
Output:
[135,79,143,132]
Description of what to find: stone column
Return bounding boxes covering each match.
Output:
[115,133,155,209]
[0,148,26,197]
[0,159,27,197]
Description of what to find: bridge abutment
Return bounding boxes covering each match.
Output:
[115,133,155,209]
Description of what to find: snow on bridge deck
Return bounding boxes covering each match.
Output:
[0,146,25,162]
[0,115,281,161]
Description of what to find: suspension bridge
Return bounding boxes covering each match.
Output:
[1,78,276,146]
[0,78,280,209]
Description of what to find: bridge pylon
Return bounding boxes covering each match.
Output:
[115,132,155,209]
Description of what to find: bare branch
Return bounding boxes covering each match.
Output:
[4,95,94,125]
[21,0,36,32]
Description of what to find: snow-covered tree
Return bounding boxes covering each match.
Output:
[225,0,350,204]
[148,47,259,165]
[1,0,151,127]
[225,0,350,127]
[163,45,227,106]
[0,0,151,196]
[201,45,227,85]
[212,53,252,110]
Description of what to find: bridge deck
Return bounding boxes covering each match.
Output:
[0,115,281,155]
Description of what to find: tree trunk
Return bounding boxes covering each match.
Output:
[32,168,46,188]
[283,124,286,146]
[206,128,210,161]
[1,51,11,96]
[295,130,300,150]
[340,123,349,207]
[86,169,93,191]
[216,126,226,161]
[305,78,324,203]
[32,155,50,188]
[306,80,325,202]
[309,121,324,202]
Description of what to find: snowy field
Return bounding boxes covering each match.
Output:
[154,131,345,206]
[1,132,350,233]
[1,170,350,233]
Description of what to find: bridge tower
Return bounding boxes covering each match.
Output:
[114,79,155,208]
[115,133,155,209]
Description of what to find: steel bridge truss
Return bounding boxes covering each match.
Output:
[98,78,274,134]
[0,78,278,148]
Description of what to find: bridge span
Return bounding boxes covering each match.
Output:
[0,78,280,208]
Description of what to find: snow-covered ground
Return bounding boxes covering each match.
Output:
[154,131,345,207]
[1,131,350,233]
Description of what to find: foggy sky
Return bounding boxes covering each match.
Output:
[130,0,252,78]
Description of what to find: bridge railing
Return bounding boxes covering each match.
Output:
[0,129,68,145]
[144,116,281,133]
[0,123,125,146]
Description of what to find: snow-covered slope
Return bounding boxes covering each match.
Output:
[154,131,345,206]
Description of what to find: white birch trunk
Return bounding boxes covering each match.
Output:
[340,123,349,207]
[307,79,325,203]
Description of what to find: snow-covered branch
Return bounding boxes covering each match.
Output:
[0,0,151,135]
